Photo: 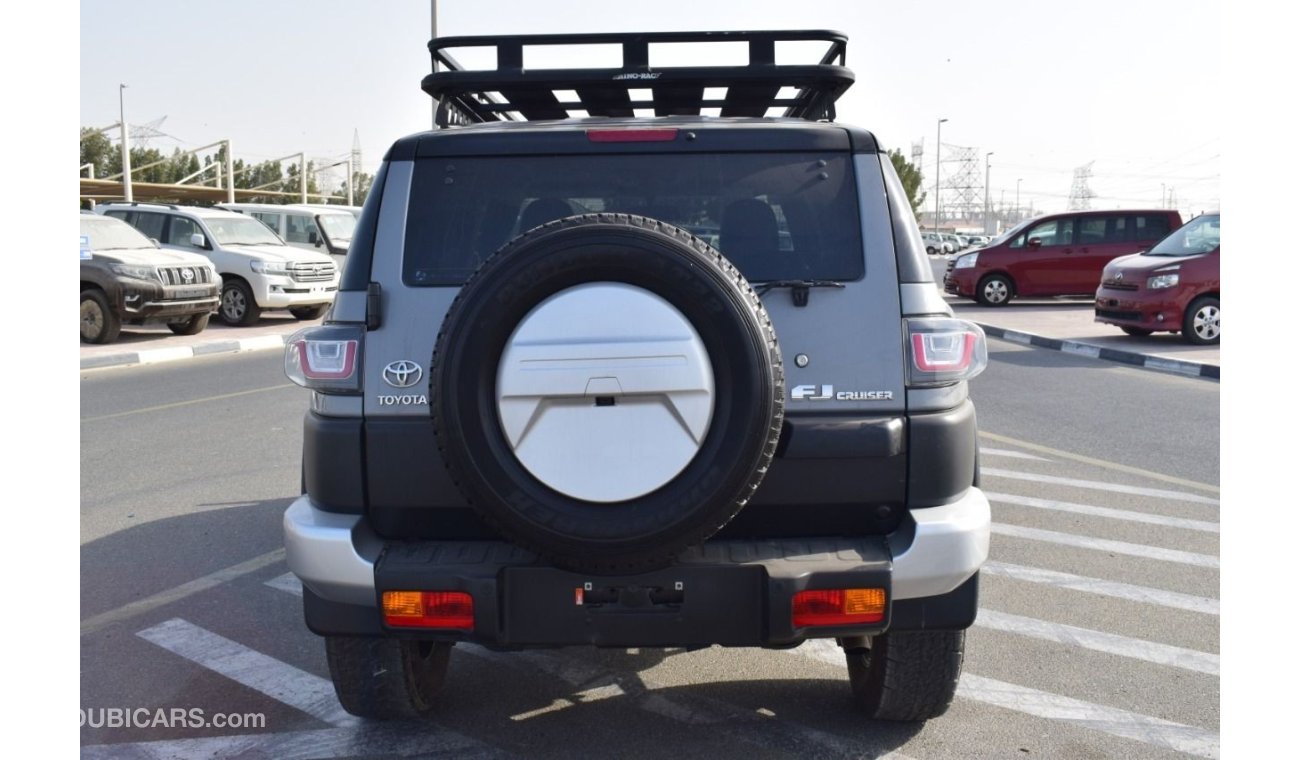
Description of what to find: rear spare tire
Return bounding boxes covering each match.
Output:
[431,214,783,573]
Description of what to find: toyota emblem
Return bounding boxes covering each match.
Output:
[382,360,423,389]
[181,268,194,282]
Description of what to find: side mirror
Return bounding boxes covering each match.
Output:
[190,233,208,249]
[309,230,320,246]
[1027,237,1042,250]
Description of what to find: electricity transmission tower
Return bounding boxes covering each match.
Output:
[941,145,983,223]
[1068,162,1097,210]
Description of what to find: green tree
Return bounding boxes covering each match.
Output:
[887,148,927,220]
[331,171,373,206]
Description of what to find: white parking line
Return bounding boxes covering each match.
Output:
[81,725,503,760]
[980,447,1050,461]
[797,640,1219,758]
[136,618,355,727]
[992,523,1220,568]
[975,608,1219,676]
[265,572,303,597]
[982,468,1220,505]
[987,491,1220,533]
[982,561,1219,615]
[956,675,1219,759]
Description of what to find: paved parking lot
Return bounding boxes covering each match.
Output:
[80,344,1219,759]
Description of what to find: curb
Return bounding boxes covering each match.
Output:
[80,334,288,371]
[976,324,1219,380]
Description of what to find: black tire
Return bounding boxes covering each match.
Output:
[1182,295,1219,345]
[218,279,261,326]
[168,313,210,335]
[290,304,330,320]
[431,213,784,574]
[81,289,121,344]
[1120,326,1153,337]
[325,637,451,720]
[846,630,965,721]
[975,274,1013,306]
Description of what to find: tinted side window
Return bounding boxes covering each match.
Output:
[1012,217,1073,248]
[1135,215,1172,240]
[285,214,314,244]
[249,212,278,232]
[133,212,167,240]
[1077,216,1107,244]
[165,216,202,247]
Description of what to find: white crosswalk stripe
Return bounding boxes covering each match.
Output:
[980,447,1049,462]
[992,523,1220,568]
[983,561,1219,615]
[975,608,1219,675]
[983,467,1220,505]
[987,491,1220,533]
[796,640,1219,758]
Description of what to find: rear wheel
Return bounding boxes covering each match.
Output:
[845,630,965,721]
[1120,326,1153,337]
[975,274,1013,306]
[81,289,121,344]
[219,280,261,326]
[325,637,452,719]
[290,304,329,320]
[1182,296,1219,345]
[168,313,210,335]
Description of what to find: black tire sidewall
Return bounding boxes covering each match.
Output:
[81,289,120,344]
[432,216,780,566]
[220,280,258,326]
[1182,296,1219,345]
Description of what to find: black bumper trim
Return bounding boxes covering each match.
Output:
[373,538,892,647]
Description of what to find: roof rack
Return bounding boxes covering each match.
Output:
[423,30,852,128]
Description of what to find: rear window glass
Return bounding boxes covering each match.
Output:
[403,152,863,285]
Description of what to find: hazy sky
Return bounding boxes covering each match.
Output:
[80,0,1220,216]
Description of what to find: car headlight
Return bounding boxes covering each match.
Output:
[250,260,288,275]
[110,263,158,281]
[1147,272,1180,289]
[954,252,979,269]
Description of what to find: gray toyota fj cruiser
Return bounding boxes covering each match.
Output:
[283,30,990,722]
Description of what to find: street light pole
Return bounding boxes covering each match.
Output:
[984,151,994,234]
[934,118,947,235]
[1016,178,1022,222]
[119,84,132,202]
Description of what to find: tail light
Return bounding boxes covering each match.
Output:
[284,324,363,394]
[792,588,887,627]
[905,318,988,387]
[382,591,475,630]
[587,128,678,142]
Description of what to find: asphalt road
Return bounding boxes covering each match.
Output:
[80,345,1219,759]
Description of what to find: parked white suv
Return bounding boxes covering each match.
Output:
[97,203,339,325]
[217,202,356,272]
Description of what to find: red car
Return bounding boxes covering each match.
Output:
[1095,213,1220,344]
[944,209,1183,306]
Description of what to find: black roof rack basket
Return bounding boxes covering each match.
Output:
[423,30,852,128]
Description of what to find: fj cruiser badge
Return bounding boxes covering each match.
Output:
[792,384,893,401]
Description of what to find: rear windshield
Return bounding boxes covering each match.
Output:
[403,152,864,285]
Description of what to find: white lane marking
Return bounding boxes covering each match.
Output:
[979,430,1219,495]
[987,491,1220,533]
[80,725,501,760]
[957,675,1219,759]
[976,608,1219,676]
[265,572,304,597]
[992,523,1220,568]
[136,618,355,727]
[81,549,286,635]
[982,467,1219,505]
[797,641,1218,758]
[983,561,1219,615]
[980,447,1050,462]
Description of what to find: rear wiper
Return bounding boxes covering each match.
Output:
[753,279,845,307]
